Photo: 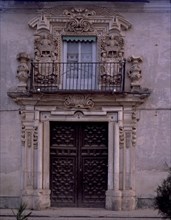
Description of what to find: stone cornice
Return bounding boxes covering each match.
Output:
[7,90,151,107]
[1,2,170,13]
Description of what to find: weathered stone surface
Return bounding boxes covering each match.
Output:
[0,0,170,210]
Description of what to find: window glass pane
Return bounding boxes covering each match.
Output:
[63,38,97,89]
[81,42,92,62]
[67,42,78,62]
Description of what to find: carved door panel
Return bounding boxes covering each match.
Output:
[50,122,108,207]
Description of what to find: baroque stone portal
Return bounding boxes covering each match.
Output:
[8,6,151,211]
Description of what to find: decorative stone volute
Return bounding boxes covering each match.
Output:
[16,52,30,90]
[127,56,143,92]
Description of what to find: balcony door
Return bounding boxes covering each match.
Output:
[62,36,97,90]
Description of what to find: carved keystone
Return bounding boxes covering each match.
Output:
[127,56,143,92]
[17,52,30,90]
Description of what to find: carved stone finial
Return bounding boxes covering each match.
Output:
[37,14,50,33]
[109,17,121,35]
[127,56,143,92]
[16,52,30,90]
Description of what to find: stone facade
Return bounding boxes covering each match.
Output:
[0,0,171,210]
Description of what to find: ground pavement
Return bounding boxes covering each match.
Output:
[0,207,163,220]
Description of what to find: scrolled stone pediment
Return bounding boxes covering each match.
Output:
[28,7,132,35]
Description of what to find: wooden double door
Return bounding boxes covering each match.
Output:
[50,122,108,207]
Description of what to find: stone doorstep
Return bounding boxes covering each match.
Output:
[0,208,161,218]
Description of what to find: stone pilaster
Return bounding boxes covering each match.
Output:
[106,112,122,210]
[121,107,137,210]
[21,107,50,209]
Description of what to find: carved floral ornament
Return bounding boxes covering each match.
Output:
[28,8,132,33]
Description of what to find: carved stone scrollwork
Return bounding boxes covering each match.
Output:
[127,56,143,92]
[21,126,38,149]
[63,8,95,33]
[64,95,94,109]
[16,52,30,90]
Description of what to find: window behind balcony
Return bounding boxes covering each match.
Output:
[62,36,97,90]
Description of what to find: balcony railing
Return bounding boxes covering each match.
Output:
[30,61,126,93]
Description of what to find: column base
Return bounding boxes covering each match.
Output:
[22,189,50,210]
[122,190,136,211]
[105,190,122,210]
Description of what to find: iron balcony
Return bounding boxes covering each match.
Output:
[29,61,126,93]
